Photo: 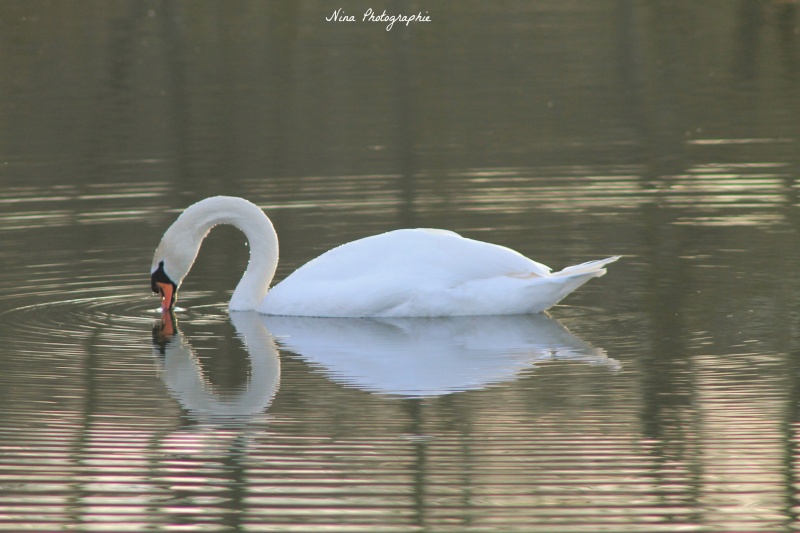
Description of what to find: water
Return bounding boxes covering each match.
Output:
[2,1,800,531]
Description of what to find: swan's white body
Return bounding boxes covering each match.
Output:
[151,196,618,317]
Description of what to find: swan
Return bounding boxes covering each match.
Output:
[150,196,618,317]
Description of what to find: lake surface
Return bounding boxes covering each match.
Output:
[2,1,800,531]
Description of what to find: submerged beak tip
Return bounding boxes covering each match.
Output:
[155,281,176,312]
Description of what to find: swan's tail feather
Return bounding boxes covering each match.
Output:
[519,256,619,313]
[553,256,621,278]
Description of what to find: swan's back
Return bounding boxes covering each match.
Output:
[260,229,605,317]
[288,228,549,282]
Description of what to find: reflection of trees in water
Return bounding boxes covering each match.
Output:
[735,0,799,82]
[614,1,800,525]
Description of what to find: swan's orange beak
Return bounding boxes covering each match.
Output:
[156,281,176,312]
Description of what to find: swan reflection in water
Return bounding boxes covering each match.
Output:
[152,310,280,424]
[153,310,619,422]
[265,313,620,398]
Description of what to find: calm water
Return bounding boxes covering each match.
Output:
[2,1,800,532]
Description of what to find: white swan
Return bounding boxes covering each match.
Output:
[151,196,618,317]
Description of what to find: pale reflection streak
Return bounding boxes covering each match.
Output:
[690,353,794,531]
[0,164,795,232]
[0,183,169,230]
[450,164,794,224]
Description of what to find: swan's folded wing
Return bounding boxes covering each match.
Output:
[260,229,554,316]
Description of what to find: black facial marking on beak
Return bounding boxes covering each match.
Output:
[151,261,173,293]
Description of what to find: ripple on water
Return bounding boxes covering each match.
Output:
[3,293,157,333]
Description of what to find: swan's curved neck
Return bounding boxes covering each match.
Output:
[157,196,278,311]
[225,202,278,311]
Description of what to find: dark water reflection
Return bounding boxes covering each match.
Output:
[2,1,800,532]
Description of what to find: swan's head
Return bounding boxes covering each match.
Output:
[151,259,178,312]
[150,219,205,311]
